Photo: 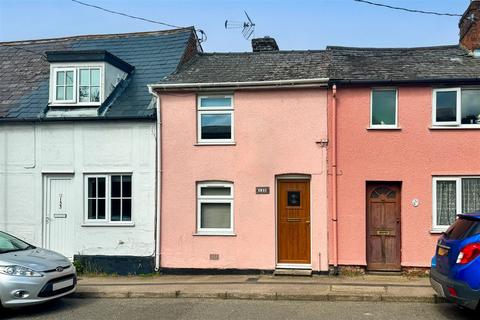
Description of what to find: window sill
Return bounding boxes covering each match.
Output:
[81,222,135,227]
[194,142,236,146]
[430,229,447,234]
[193,232,237,237]
[429,126,480,130]
[367,127,401,131]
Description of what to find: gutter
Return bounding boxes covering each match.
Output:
[148,86,163,272]
[149,78,329,91]
[330,78,480,86]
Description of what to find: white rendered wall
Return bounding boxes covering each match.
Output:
[0,121,156,257]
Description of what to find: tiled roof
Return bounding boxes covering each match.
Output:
[327,45,480,82]
[161,51,330,84]
[0,28,195,121]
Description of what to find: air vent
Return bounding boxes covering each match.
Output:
[209,254,219,260]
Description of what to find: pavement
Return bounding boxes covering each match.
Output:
[73,274,444,304]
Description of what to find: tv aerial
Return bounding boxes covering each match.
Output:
[225,11,256,40]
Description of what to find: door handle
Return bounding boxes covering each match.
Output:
[306,221,310,224]
[45,217,51,224]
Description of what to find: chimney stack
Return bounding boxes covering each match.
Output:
[251,36,279,52]
[459,0,480,52]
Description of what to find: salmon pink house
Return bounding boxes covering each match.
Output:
[150,38,332,274]
[327,1,480,272]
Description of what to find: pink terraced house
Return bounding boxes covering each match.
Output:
[327,2,480,272]
[150,38,332,273]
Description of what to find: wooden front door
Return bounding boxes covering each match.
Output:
[277,180,311,264]
[366,182,401,271]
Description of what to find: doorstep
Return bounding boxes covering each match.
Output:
[273,269,312,276]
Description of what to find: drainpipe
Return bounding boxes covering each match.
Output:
[331,85,339,274]
[149,87,162,272]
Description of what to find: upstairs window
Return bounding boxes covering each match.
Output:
[52,66,102,105]
[197,95,234,144]
[370,89,398,128]
[433,88,480,126]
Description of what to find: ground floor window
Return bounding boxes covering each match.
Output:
[85,174,132,224]
[196,181,234,234]
[433,177,480,230]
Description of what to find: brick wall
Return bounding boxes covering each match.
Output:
[460,1,480,51]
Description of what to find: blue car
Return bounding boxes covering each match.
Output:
[430,212,480,311]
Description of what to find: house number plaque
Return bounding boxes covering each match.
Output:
[256,187,270,194]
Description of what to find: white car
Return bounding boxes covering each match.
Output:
[0,231,76,308]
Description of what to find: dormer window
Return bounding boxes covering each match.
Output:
[46,50,134,109]
[52,66,102,105]
[79,68,101,103]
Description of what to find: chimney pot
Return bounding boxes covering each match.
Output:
[251,36,279,52]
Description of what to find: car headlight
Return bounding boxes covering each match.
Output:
[0,265,43,277]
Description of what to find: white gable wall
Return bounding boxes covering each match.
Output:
[0,121,156,257]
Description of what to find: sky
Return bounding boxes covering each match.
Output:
[0,0,471,52]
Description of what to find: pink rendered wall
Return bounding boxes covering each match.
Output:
[159,89,329,271]
[330,86,480,267]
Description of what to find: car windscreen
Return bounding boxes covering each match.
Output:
[0,231,32,253]
[444,217,480,240]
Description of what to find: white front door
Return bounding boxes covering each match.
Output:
[44,175,74,259]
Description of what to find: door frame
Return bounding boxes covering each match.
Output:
[42,174,74,251]
[275,175,312,269]
[365,181,402,271]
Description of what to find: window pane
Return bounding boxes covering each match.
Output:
[56,86,65,100]
[200,203,231,229]
[122,175,132,197]
[372,90,396,125]
[287,191,301,206]
[200,97,232,108]
[201,114,232,140]
[65,86,73,100]
[88,178,96,198]
[436,180,457,226]
[65,71,74,86]
[79,69,90,86]
[201,186,230,196]
[97,199,105,219]
[90,86,100,102]
[122,199,131,221]
[462,178,480,214]
[79,86,89,102]
[88,199,96,219]
[56,71,65,85]
[111,199,121,221]
[91,69,100,86]
[461,90,480,125]
[111,175,121,197]
[97,178,106,198]
[436,91,457,122]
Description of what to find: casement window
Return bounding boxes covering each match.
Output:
[52,66,102,105]
[196,182,234,234]
[433,88,480,126]
[370,89,398,128]
[85,174,132,224]
[433,177,480,231]
[197,95,234,144]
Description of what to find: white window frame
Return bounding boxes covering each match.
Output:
[197,95,234,144]
[84,173,133,225]
[432,88,462,126]
[77,67,102,106]
[196,182,234,235]
[370,88,398,129]
[53,67,77,104]
[432,176,480,231]
[51,65,103,106]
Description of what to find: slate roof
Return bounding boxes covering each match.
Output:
[0,28,195,121]
[160,51,330,84]
[327,45,480,82]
